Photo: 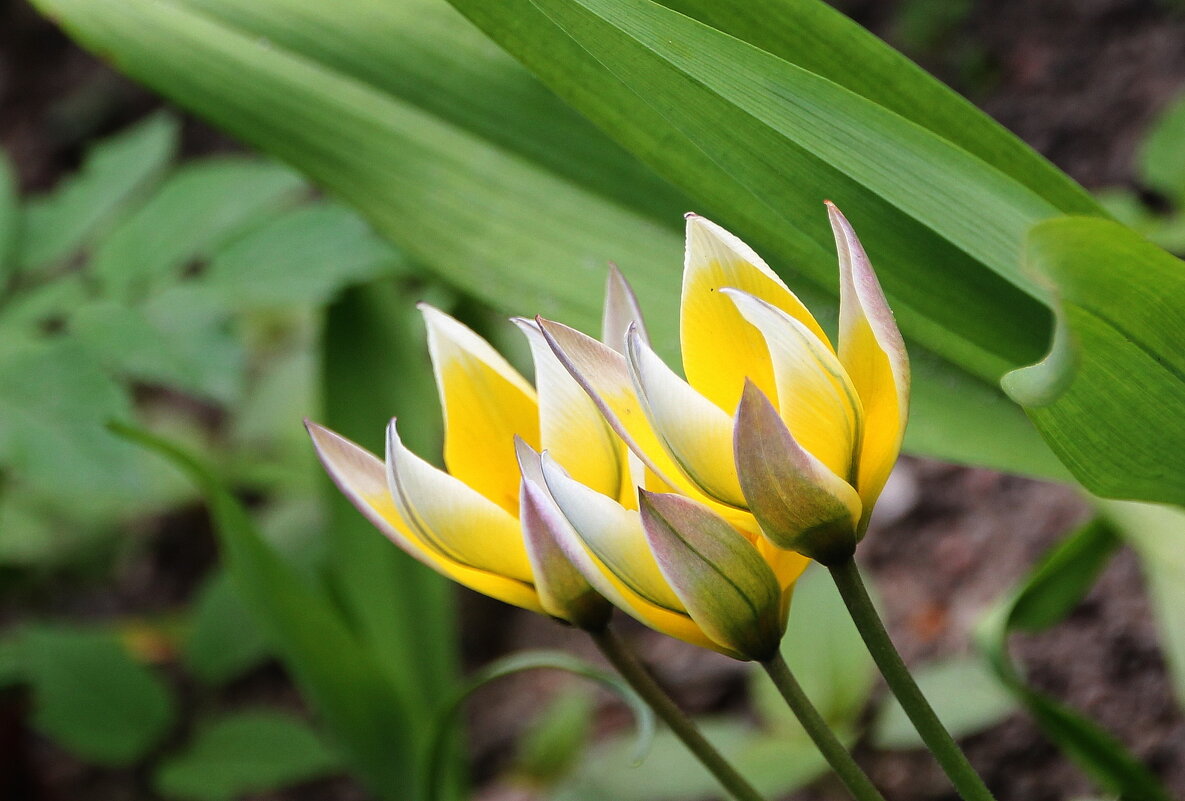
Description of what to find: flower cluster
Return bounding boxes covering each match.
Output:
[308,204,908,661]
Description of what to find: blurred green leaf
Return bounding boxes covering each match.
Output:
[31,0,1069,480]
[515,688,595,784]
[552,719,830,801]
[0,153,17,280]
[0,339,144,505]
[751,566,875,733]
[71,290,243,402]
[202,202,406,308]
[155,711,341,801]
[184,571,271,685]
[114,424,420,801]
[1138,91,1185,202]
[1003,217,1185,506]
[976,519,1170,801]
[871,655,1016,748]
[19,113,177,273]
[21,626,177,765]
[429,650,656,801]
[91,156,308,299]
[1099,500,1185,708]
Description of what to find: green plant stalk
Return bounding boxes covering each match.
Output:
[759,654,886,801]
[588,626,766,801]
[828,558,995,801]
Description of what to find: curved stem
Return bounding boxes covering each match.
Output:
[760,654,885,801]
[589,626,766,801]
[828,558,995,801]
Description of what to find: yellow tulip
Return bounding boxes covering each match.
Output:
[539,203,909,569]
[306,298,633,630]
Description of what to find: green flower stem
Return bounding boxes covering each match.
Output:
[759,654,886,801]
[828,557,995,801]
[589,626,766,801]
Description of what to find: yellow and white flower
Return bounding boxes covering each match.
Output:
[539,204,909,567]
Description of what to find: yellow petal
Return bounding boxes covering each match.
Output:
[306,421,543,613]
[828,203,910,519]
[515,318,622,500]
[421,304,539,514]
[625,329,746,507]
[539,454,731,655]
[681,214,830,414]
[601,264,649,356]
[387,419,534,583]
[537,317,691,494]
[724,289,862,481]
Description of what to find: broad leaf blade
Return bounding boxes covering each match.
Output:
[1003,218,1185,506]
[30,0,1064,480]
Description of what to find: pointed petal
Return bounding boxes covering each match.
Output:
[681,214,831,414]
[734,382,862,564]
[602,264,649,356]
[306,421,542,613]
[514,318,622,499]
[386,419,534,583]
[539,453,728,653]
[639,491,783,661]
[724,289,862,480]
[625,329,746,507]
[515,438,611,628]
[421,304,539,514]
[537,317,691,493]
[828,203,910,518]
[540,453,683,612]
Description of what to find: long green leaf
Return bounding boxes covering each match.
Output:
[976,520,1171,801]
[30,0,1064,478]
[1003,217,1185,506]
[112,423,419,801]
[319,281,463,797]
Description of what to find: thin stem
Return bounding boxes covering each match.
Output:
[828,558,995,801]
[589,626,766,801]
[760,654,886,801]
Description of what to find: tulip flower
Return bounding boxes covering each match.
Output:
[539,203,909,566]
[306,300,630,630]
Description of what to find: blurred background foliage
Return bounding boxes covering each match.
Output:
[1,0,1184,799]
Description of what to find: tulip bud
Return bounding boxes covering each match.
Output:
[733,381,862,566]
[638,490,784,661]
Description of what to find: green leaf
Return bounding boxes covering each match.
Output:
[91,157,308,299]
[1003,217,1185,506]
[428,650,657,801]
[29,0,1068,480]
[19,113,177,273]
[976,519,1171,801]
[553,720,829,801]
[515,689,595,783]
[155,711,341,801]
[21,626,176,765]
[1098,500,1185,708]
[71,289,243,402]
[448,0,1068,381]
[183,571,271,685]
[0,338,144,506]
[1138,91,1185,202]
[0,153,17,280]
[201,202,406,308]
[112,424,420,801]
[871,655,1016,748]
